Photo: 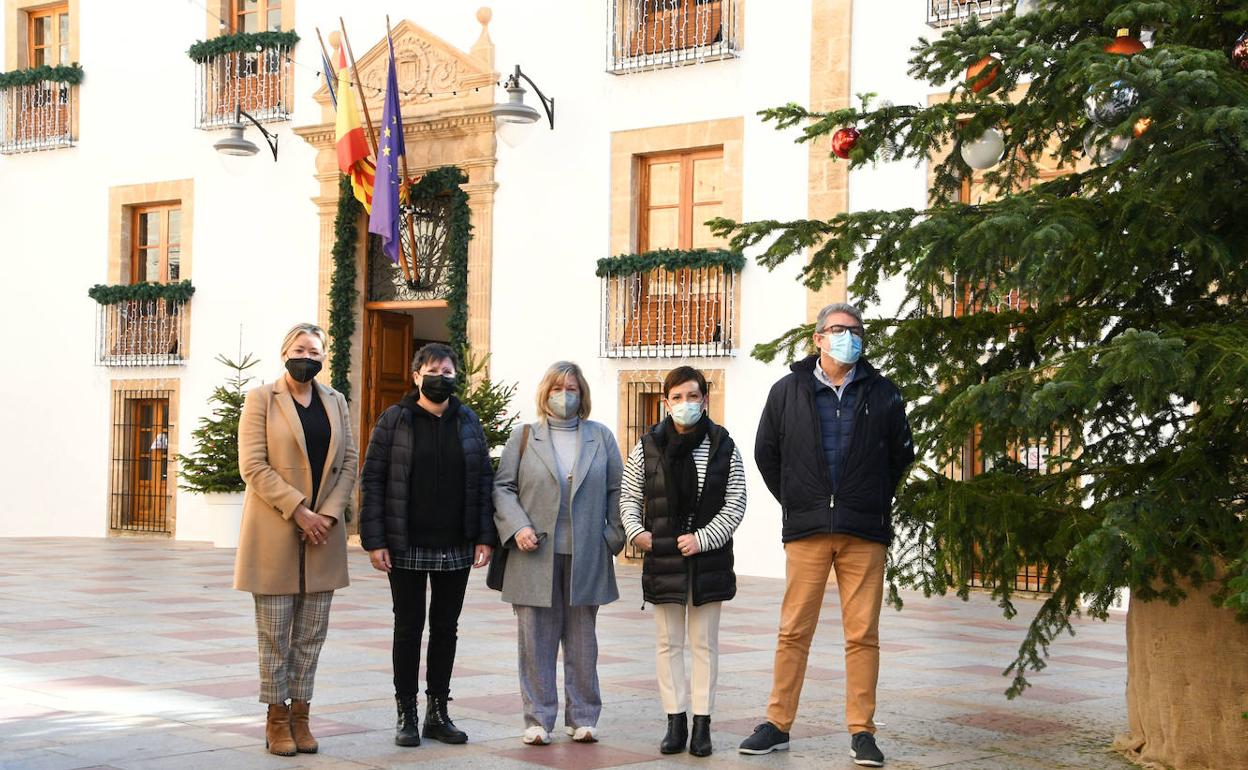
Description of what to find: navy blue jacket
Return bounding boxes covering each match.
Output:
[755,355,914,545]
[359,394,497,552]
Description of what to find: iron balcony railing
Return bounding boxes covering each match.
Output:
[608,0,740,74]
[0,80,73,154]
[601,266,737,358]
[927,0,1010,28]
[95,298,188,366]
[194,43,293,129]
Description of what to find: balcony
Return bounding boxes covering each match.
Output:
[608,0,740,74]
[189,31,297,129]
[90,282,193,367]
[926,0,1010,29]
[0,65,80,154]
[599,249,742,358]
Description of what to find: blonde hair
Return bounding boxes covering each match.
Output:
[280,323,328,359]
[535,361,591,420]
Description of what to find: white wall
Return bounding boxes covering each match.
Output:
[0,1,938,580]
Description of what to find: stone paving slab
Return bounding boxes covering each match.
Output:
[0,537,1134,769]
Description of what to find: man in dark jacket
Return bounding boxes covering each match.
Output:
[738,303,914,767]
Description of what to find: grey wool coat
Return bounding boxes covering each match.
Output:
[492,419,626,608]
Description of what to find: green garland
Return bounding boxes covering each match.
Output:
[595,248,746,277]
[88,280,195,305]
[0,63,83,88]
[408,166,472,364]
[327,167,470,398]
[187,30,300,63]
[329,175,361,399]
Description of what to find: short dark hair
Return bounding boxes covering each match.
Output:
[664,366,707,397]
[411,342,458,374]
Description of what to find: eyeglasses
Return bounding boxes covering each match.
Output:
[819,324,865,338]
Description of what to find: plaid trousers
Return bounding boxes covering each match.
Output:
[253,591,333,704]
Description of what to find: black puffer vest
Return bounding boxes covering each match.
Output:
[641,419,737,606]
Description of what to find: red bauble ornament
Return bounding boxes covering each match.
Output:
[1231,31,1248,72]
[831,127,860,159]
[1105,28,1145,55]
[966,55,1002,94]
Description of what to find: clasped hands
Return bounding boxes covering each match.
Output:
[632,531,700,556]
[293,504,334,546]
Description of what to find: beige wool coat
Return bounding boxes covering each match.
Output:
[233,376,358,595]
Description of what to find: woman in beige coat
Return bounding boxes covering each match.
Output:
[235,323,358,756]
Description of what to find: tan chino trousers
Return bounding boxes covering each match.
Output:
[765,533,886,735]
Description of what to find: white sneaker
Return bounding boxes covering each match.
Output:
[565,725,598,743]
[523,725,551,745]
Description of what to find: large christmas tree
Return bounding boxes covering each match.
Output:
[714,1,1247,765]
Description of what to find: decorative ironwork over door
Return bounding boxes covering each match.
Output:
[368,191,456,302]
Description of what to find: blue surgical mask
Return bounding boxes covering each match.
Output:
[547,391,580,420]
[668,401,704,427]
[825,330,862,365]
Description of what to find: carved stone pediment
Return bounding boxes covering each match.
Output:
[314,17,496,121]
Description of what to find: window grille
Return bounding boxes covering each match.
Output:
[110,390,174,534]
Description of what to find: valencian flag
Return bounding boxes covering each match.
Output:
[334,45,374,213]
[368,33,406,263]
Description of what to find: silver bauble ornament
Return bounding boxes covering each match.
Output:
[1085,81,1139,127]
[1083,130,1131,165]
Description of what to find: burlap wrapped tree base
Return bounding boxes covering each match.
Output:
[1113,580,1248,770]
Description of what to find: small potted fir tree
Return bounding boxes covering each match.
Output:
[179,352,258,547]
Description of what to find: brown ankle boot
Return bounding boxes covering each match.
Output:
[290,700,318,753]
[265,703,297,756]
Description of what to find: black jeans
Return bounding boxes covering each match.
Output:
[388,566,471,698]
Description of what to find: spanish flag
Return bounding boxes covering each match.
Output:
[334,46,374,213]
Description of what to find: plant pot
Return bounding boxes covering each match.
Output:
[1114,577,1248,769]
[205,491,246,549]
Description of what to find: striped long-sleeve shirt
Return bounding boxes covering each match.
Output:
[620,436,747,554]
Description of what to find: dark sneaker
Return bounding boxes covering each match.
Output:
[737,722,790,755]
[850,731,885,767]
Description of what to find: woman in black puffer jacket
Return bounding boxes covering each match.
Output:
[619,366,747,759]
[359,343,496,749]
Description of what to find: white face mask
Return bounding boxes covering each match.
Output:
[547,391,580,420]
[668,401,704,427]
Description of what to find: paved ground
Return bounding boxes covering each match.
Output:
[0,538,1135,770]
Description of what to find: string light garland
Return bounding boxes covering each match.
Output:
[184,0,500,99]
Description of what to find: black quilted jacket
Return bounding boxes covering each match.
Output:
[359,394,497,552]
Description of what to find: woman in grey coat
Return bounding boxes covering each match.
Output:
[493,361,626,746]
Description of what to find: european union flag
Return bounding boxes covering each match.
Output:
[368,35,406,264]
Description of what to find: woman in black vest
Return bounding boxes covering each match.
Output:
[620,366,747,758]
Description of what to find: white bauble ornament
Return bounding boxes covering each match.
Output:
[961,128,1006,169]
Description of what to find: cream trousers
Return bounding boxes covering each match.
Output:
[653,597,723,715]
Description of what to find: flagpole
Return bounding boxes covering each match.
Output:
[386,14,424,286]
[341,20,414,285]
[314,27,336,92]
[338,18,380,159]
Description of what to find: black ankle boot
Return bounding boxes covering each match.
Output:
[660,713,688,754]
[689,715,712,757]
[395,693,420,747]
[422,694,468,744]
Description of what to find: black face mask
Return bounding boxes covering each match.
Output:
[285,357,322,384]
[420,374,457,404]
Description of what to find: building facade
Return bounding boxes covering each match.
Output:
[0,1,990,580]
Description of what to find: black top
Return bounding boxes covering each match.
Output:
[406,397,467,547]
[293,386,332,507]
